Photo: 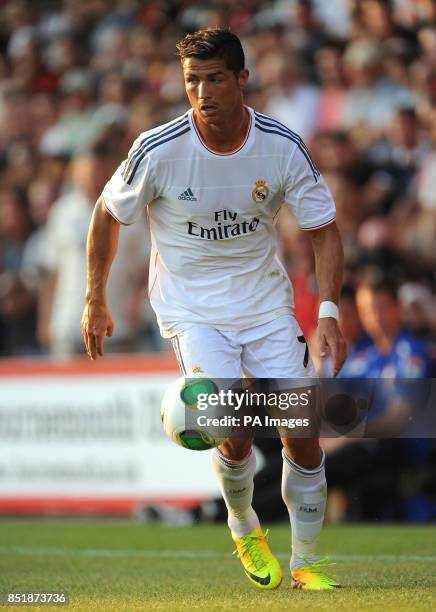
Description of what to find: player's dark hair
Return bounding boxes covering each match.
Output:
[176,28,245,76]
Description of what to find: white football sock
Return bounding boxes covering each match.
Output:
[281,449,327,571]
[211,447,260,538]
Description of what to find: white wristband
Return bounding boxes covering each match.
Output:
[318,300,339,321]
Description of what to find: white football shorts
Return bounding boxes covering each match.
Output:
[170,315,317,380]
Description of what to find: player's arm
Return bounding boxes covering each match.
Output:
[308,221,347,377]
[83,131,158,358]
[81,196,120,360]
[282,140,347,376]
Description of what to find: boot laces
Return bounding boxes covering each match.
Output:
[233,530,270,572]
[299,556,336,582]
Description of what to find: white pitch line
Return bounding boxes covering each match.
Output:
[330,554,436,562]
[0,546,435,562]
[0,547,218,559]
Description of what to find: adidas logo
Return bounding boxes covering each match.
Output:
[178,187,197,201]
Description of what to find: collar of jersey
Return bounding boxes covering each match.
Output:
[189,106,254,157]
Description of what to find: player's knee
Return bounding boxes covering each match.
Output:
[282,437,321,469]
[218,437,253,462]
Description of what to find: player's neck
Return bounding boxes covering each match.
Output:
[193,104,250,154]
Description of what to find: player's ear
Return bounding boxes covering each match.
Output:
[238,69,249,90]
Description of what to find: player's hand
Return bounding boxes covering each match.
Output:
[316,317,347,377]
[81,301,114,360]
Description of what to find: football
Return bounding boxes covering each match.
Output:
[160,376,230,450]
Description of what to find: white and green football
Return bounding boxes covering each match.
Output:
[160,376,229,450]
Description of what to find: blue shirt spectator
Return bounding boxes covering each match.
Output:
[355,279,433,435]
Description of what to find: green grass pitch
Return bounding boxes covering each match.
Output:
[0,521,435,611]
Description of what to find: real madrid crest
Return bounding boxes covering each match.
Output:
[252,179,269,203]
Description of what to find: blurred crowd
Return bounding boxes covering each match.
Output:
[1,0,436,360]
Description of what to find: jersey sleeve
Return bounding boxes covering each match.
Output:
[102,135,158,225]
[283,144,336,230]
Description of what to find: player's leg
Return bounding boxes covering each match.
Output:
[172,325,281,589]
[213,436,282,590]
[281,438,340,589]
[212,436,258,537]
[242,315,339,589]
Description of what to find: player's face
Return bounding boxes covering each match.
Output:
[182,57,248,123]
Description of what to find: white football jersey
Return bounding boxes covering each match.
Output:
[103,106,336,337]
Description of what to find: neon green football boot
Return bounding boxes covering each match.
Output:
[232,528,282,590]
[291,557,341,590]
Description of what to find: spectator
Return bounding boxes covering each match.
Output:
[363,107,432,214]
[39,146,151,357]
[315,45,348,132]
[323,275,434,520]
[355,276,432,379]
[21,175,58,293]
[264,57,321,138]
[0,187,37,355]
[0,0,433,358]
[343,38,414,137]
[338,284,373,375]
